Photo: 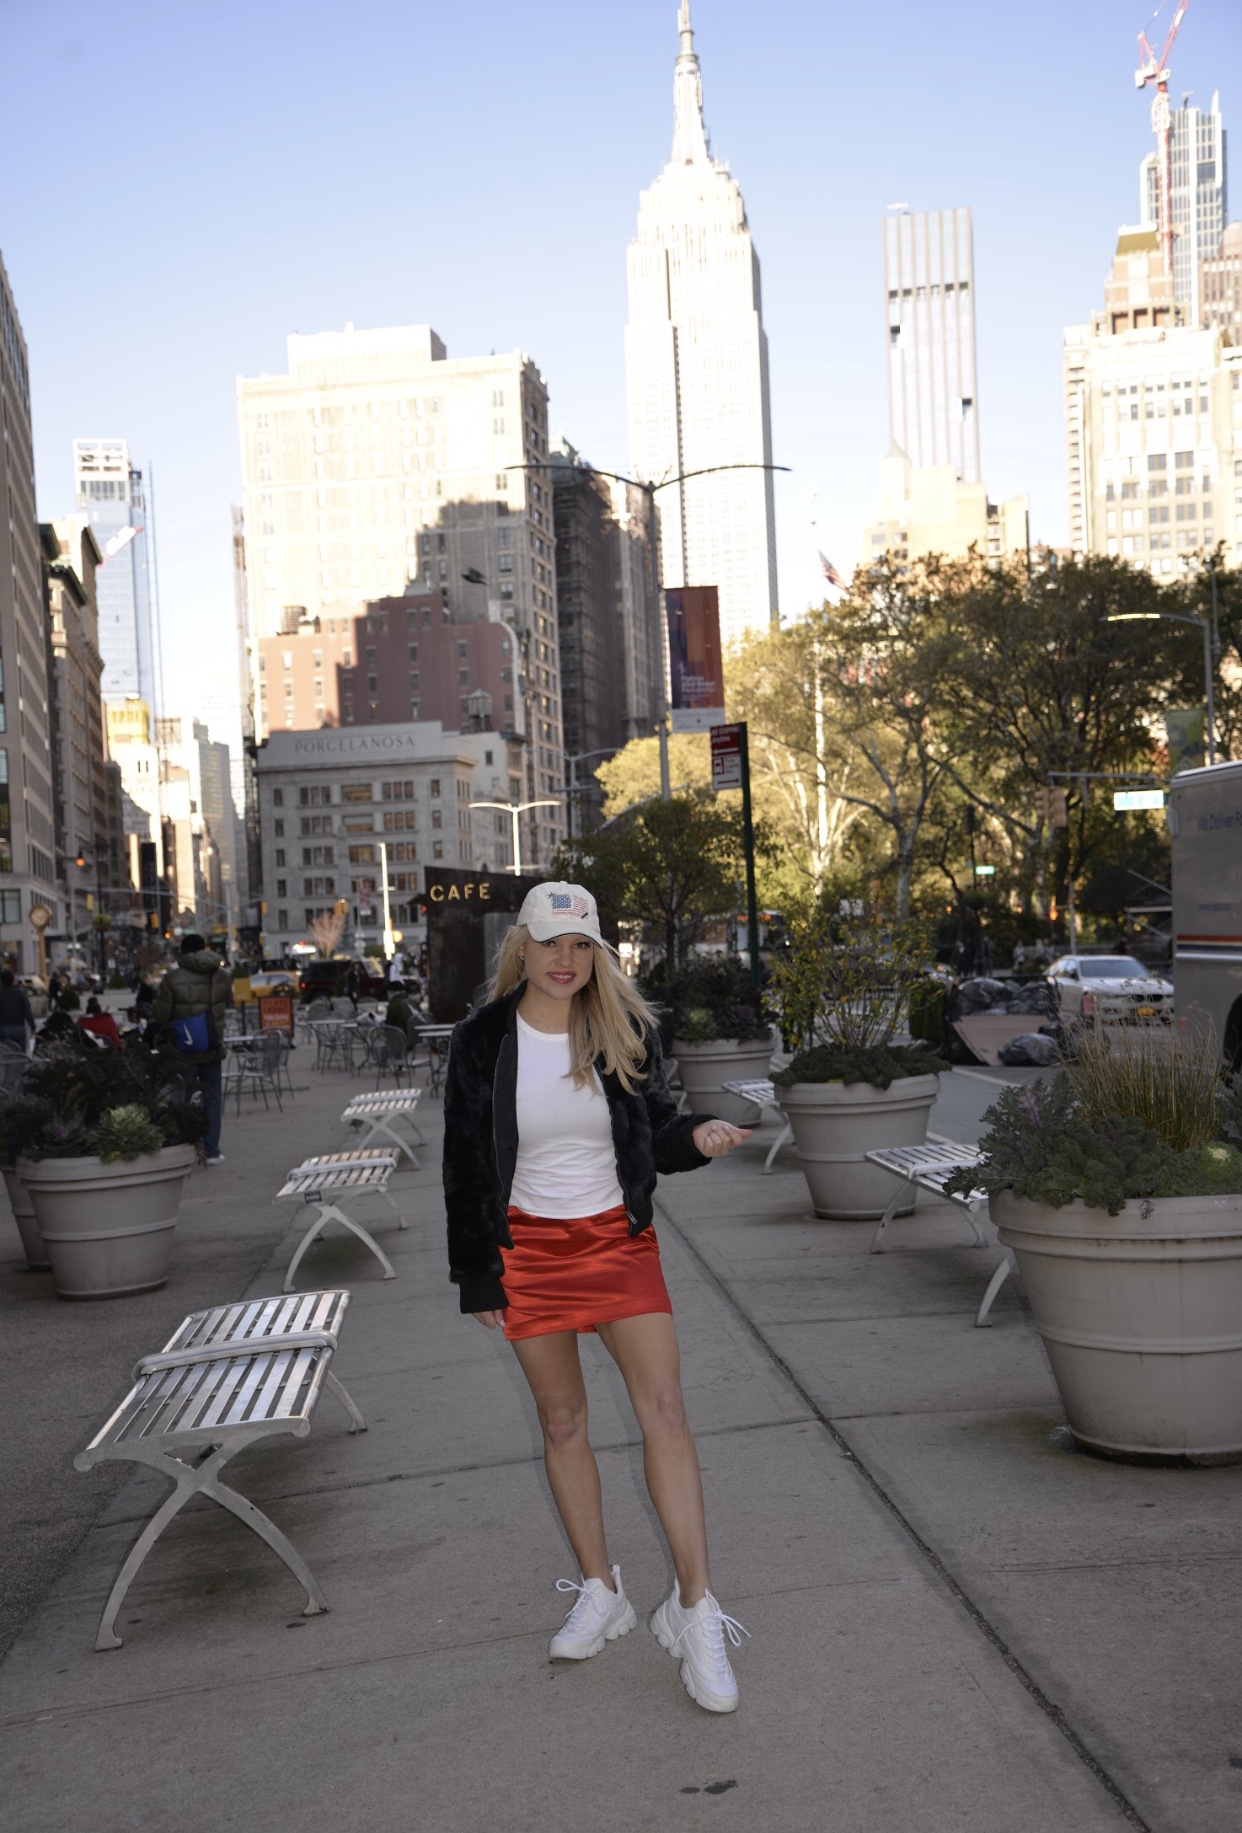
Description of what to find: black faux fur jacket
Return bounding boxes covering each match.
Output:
[443,987,715,1313]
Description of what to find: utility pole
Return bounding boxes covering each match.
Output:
[738,723,761,986]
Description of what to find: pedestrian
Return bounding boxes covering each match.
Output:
[388,950,406,991]
[46,969,62,1005]
[150,933,233,1165]
[0,968,33,1052]
[344,959,367,1011]
[78,996,122,1050]
[443,882,753,1713]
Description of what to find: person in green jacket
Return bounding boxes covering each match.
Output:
[151,934,233,1163]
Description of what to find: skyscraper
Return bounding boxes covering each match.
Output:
[237,323,565,868]
[883,208,980,484]
[625,2,777,645]
[1140,93,1228,325]
[72,439,159,707]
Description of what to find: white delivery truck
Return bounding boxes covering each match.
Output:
[1169,759,1242,1068]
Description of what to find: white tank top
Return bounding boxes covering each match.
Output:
[509,1012,626,1218]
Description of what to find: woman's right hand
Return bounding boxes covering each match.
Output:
[471,1309,505,1330]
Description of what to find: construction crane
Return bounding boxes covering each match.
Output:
[1135,1,1192,280]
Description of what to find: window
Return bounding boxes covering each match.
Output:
[1149,505,1170,524]
[348,845,376,864]
[381,780,415,801]
[1148,454,1167,473]
[384,810,417,831]
[430,778,441,797]
[0,890,20,923]
[341,784,373,803]
[273,819,284,837]
[275,849,286,867]
[432,810,443,829]
[1121,481,1138,500]
[432,840,444,860]
[277,909,288,929]
[1175,450,1194,469]
[276,879,287,898]
[273,788,284,807]
[299,785,331,806]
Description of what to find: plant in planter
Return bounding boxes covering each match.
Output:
[770,904,942,1218]
[955,1020,1242,1463]
[6,1044,207,1299]
[646,957,774,1125]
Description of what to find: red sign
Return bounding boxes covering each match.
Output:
[257,994,294,1035]
[666,586,724,732]
[710,723,744,791]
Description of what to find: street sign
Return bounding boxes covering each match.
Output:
[975,864,997,876]
[710,723,744,791]
[1114,789,1165,811]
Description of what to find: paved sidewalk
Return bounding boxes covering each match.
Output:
[0,1067,1238,1831]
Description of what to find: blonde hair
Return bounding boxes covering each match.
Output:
[490,923,657,1093]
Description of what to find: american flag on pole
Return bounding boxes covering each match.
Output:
[818,552,844,588]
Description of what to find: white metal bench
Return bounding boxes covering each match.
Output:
[75,1288,364,1651]
[863,1138,1013,1327]
[276,1150,407,1291]
[720,1078,793,1172]
[341,1088,424,1167]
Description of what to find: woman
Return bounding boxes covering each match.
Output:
[78,995,122,1050]
[444,882,752,1713]
[0,968,33,1052]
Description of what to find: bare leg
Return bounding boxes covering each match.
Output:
[596,1313,711,1606]
[510,1331,614,1588]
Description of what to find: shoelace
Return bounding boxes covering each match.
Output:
[669,1606,750,1675]
[555,1576,611,1633]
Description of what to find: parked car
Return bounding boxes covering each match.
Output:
[298,960,346,1004]
[248,969,298,998]
[1044,955,1174,1027]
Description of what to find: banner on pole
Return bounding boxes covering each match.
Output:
[1165,708,1205,775]
[666,586,724,732]
[710,722,744,791]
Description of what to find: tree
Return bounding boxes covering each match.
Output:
[553,793,768,970]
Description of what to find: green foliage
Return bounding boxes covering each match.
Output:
[644,955,771,1045]
[0,1042,208,1164]
[951,1074,1242,1216]
[57,987,81,1012]
[553,793,775,971]
[770,902,935,1053]
[107,972,128,990]
[773,1043,943,1090]
[907,976,947,1046]
[88,1104,165,1162]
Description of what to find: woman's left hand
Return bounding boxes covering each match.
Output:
[693,1119,752,1158]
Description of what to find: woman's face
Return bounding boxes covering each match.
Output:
[522,933,596,1004]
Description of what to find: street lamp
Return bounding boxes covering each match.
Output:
[469,798,561,876]
[564,746,620,840]
[509,459,790,800]
[1107,610,1217,766]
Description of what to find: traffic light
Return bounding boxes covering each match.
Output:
[1035,786,1068,827]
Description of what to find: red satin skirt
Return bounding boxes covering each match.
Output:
[500,1203,673,1341]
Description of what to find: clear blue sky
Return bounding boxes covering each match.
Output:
[2,0,1239,721]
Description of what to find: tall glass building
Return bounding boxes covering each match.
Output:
[72,438,158,707]
[1141,93,1228,327]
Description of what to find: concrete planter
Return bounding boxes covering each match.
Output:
[3,1166,48,1270]
[776,1074,940,1219]
[672,1036,774,1125]
[993,1188,1242,1464]
[18,1145,197,1300]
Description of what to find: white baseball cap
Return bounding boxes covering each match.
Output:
[518,881,605,944]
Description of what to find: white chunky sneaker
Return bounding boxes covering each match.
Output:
[650,1586,749,1713]
[548,1564,637,1660]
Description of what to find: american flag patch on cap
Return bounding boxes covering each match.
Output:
[550,892,589,917]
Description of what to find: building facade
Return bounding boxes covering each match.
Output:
[551,447,625,830]
[255,721,524,958]
[883,207,980,485]
[0,250,60,971]
[625,2,778,645]
[1064,229,1242,573]
[73,438,159,708]
[1141,92,1228,327]
[41,518,120,963]
[1201,221,1242,345]
[236,324,565,870]
[257,589,514,737]
[607,476,663,742]
[865,451,1028,570]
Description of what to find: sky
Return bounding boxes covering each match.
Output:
[1,0,1240,730]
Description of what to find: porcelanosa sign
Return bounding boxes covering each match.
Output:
[290,731,427,759]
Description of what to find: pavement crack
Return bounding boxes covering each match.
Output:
[656,1196,1155,1833]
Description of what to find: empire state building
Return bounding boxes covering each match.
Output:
[625,2,778,644]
